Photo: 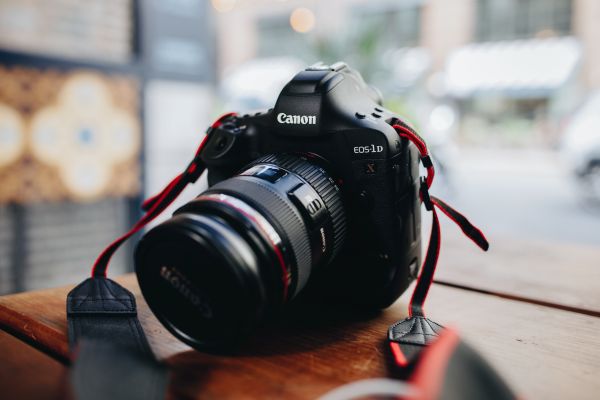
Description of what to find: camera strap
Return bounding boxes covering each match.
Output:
[89,112,237,279]
[321,327,515,400]
[65,111,487,398]
[66,113,236,400]
[387,119,489,368]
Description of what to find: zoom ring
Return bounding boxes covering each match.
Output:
[251,154,347,261]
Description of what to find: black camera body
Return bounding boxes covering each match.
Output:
[201,62,421,307]
[135,62,421,350]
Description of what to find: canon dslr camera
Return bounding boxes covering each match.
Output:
[135,62,422,350]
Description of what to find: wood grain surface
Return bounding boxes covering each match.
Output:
[0,329,69,400]
[434,227,600,314]
[1,274,600,399]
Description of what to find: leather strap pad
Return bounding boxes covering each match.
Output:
[67,277,151,354]
[67,277,168,400]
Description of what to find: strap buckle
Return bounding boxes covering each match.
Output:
[420,154,433,169]
[420,177,433,211]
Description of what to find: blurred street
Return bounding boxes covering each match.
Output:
[436,147,600,246]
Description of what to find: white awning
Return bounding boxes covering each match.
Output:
[445,37,581,98]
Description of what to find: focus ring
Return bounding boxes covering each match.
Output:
[251,154,347,260]
[206,177,312,298]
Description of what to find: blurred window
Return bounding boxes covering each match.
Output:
[476,0,572,42]
[344,3,422,84]
[351,4,421,49]
[257,15,313,59]
[0,0,134,63]
[0,200,130,294]
[254,4,421,78]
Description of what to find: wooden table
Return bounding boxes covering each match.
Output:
[1,228,600,399]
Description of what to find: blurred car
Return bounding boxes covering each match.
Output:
[561,91,600,201]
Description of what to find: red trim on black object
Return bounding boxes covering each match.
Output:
[432,196,489,251]
[420,177,434,211]
[196,196,291,302]
[393,124,434,189]
[92,172,187,277]
[386,120,488,381]
[409,328,461,400]
[389,341,409,367]
[91,113,237,278]
[141,115,225,212]
[140,173,183,211]
[210,112,237,129]
[390,122,488,319]
[408,207,441,318]
[420,155,433,169]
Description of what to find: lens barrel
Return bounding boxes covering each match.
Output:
[135,154,345,350]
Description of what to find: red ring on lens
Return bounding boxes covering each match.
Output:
[196,194,292,302]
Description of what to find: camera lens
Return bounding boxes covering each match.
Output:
[135,154,346,350]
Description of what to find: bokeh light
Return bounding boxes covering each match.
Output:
[290,8,315,33]
[211,0,236,13]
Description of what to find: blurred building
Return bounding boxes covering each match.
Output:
[213,0,600,146]
[0,0,215,294]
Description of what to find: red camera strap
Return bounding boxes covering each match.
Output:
[85,111,487,375]
[68,113,237,400]
[90,113,237,278]
[388,121,489,368]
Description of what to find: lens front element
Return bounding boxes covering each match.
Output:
[135,154,346,350]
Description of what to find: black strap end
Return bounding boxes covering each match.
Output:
[472,231,490,251]
[388,316,445,367]
[67,277,153,355]
[67,277,136,316]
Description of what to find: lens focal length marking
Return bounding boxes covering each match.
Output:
[196,193,292,301]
